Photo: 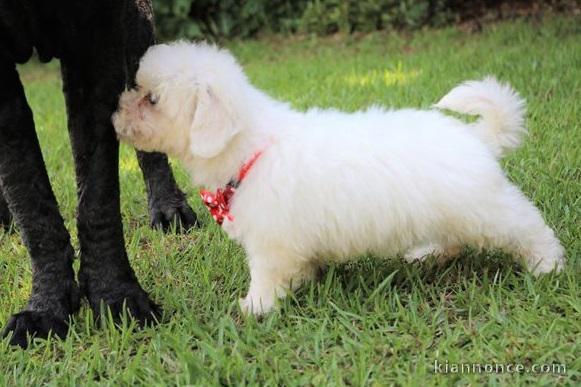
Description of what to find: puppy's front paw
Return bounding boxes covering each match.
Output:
[239,295,275,316]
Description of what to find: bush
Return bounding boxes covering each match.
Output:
[154,0,307,39]
[299,0,455,35]
[153,0,577,40]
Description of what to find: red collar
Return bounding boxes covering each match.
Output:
[200,151,263,225]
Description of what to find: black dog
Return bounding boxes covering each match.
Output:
[0,0,197,347]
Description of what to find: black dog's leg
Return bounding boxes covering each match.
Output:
[123,4,198,232]
[60,57,160,327]
[0,62,79,348]
[136,151,198,231]
[0,189,11,230]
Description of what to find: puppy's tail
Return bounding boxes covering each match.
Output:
[434,77,527,158]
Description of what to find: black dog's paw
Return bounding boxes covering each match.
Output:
[85,283,162,328]
[1,311,69,349]
[2,273,79,348]
[149,199,199,232]
[98,293,162,328]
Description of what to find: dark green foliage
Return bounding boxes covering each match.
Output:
[153,0,451,39]
[154,0,307,39]
[299,0,454,35]
[152,0,574,39]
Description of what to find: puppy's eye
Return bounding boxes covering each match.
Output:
[146,93,158,105]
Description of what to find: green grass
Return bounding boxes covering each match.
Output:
[1,17,580,386]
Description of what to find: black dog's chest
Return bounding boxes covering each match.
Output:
[0,0,152,65]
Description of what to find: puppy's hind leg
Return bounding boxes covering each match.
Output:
[240,248,317,316]
[479,185,565,276]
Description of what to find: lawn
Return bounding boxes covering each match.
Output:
[1,16,579,385]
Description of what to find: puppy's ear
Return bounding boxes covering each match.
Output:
[189,86,241,158]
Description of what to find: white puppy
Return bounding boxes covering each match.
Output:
[113,42,565,315]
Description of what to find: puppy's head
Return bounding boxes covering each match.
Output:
[113,42,250,159]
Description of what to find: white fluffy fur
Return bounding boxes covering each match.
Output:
[113,42,565,315]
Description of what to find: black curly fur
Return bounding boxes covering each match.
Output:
[0,0,196,348]
[0,189,10,230]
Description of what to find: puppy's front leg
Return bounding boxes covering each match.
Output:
[240,250,318,316]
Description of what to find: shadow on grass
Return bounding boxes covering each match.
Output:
[328,249,520,288]
[282,249,544,319]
